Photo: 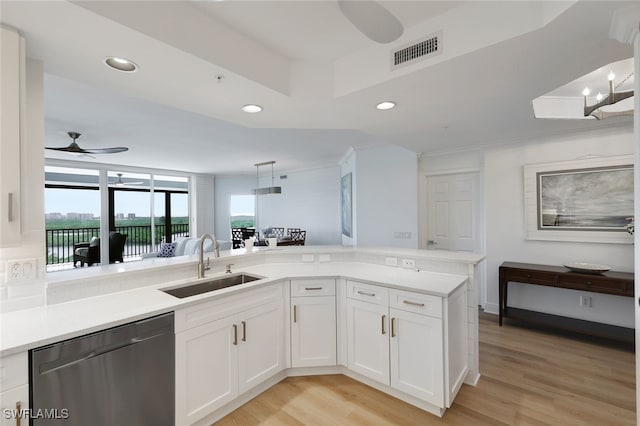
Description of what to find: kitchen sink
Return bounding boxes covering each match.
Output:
[161,273,263,299]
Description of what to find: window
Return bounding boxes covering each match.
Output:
[45,165,190,271]
[230,195,255,228]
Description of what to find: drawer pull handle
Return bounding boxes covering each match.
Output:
[293,305,297,323]
[381,315,386,335]
[358,290,376,297]
[8,193,14,222]
[305,287,323,291]
[586,281,592,285]
[526,274,532,278]
[403,300,425,307]
[241,320,246,342]
[16,401,21,426]
[391,317,396,337]
[232,324,238,346]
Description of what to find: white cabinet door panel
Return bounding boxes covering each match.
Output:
[347,299,389,385]
[390,308,444,406]
[291,296,336,367]
[0,384,28,426]
[238,300,284,393]
[175,316,238,426]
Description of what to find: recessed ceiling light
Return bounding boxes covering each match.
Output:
[242,104,263,113]
[376,101,396,110]
[104,57,138,73]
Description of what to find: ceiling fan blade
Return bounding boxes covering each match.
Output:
[81,147,129,154]
[338,0,404,44]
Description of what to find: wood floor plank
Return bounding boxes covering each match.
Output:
[215,313,635,425]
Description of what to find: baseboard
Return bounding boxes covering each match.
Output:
[465,371,481,386]
[484,302,499,315]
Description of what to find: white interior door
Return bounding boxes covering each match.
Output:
[426,173,479,252]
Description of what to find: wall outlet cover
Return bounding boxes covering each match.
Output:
[402,259,416,268]
[318,254,331,262]
[385,257,398,266]
[302,254,315,263]
[6,259,37,282]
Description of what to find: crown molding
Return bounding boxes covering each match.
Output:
[610,5,640,45]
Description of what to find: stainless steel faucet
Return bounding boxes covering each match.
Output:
[198,233,220,278]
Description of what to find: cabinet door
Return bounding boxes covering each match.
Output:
[0,384,28,426]
[175,316,238,426]
[0,28,22,247]
[238,300,284,394]
[291,296,336,368]
[390,308,444,407]
[346,298,389,385]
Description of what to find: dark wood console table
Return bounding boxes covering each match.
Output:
[499,262,634,343]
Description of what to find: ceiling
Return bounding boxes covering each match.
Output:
[0,1,635,175]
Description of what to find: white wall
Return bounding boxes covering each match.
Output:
[340,149,357,246]
[356,145,419,248]
[190,174,215,238]
[260,166,341,245]
[214,168,342,245]
[214,175,255,242]
[484,127,634,327]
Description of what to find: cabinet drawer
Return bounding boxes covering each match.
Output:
[505,269,557,286]
[389,289,442,318]
[175,282,283,333]
[290,279,335,297]
[0,352,27,391]
[558,275,632,296]
[346,281,388,306]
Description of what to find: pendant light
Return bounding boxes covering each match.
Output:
[254,161,282,195]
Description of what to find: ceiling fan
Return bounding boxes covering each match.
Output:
[110,173,144,186]
[45,132,128,156]
[338,0,404,44]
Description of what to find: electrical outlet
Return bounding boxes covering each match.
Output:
[302,254,315,263]
[579,295,592,308]
[318,254,331,262]
[402,259,416,269]
[385,257,398,266]
[6,259,37,282]
[393,232,411,239]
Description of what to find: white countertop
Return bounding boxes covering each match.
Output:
[0,259,469,357]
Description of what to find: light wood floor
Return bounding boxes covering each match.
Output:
[216,314,635,425]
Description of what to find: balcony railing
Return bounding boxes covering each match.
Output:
[46,223,189,267]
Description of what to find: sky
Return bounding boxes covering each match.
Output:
[45,189,254,217]
[45,188,189,217]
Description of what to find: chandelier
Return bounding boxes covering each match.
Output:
[582,71,634,120]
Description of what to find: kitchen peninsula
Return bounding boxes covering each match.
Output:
[0,245,483,425]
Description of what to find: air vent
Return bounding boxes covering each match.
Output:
[391,31,442,70]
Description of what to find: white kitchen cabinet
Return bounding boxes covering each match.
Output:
[237,300,284,393]
[175,315,238,426]
[390,308,443,406]
[0,384,28,426]
[175,283,285,426]
[291,295,336,367]
[0,27,23,246]
[346,282,466,410]
[346,298,390,384]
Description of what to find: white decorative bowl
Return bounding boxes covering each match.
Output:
[563,262,611,274]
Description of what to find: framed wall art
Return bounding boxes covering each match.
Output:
[524,155,633,244]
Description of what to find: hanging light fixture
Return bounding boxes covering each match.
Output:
[583,70,634,120]
[254,161,282,195]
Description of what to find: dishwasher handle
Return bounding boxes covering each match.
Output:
[39,332,168,375]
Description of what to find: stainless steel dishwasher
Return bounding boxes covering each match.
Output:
[30,312,174,426]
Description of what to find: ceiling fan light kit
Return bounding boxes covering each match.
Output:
[45,132,129,155]
[337,0,404,44]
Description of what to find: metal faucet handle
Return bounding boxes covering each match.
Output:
[225,263,234,274]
